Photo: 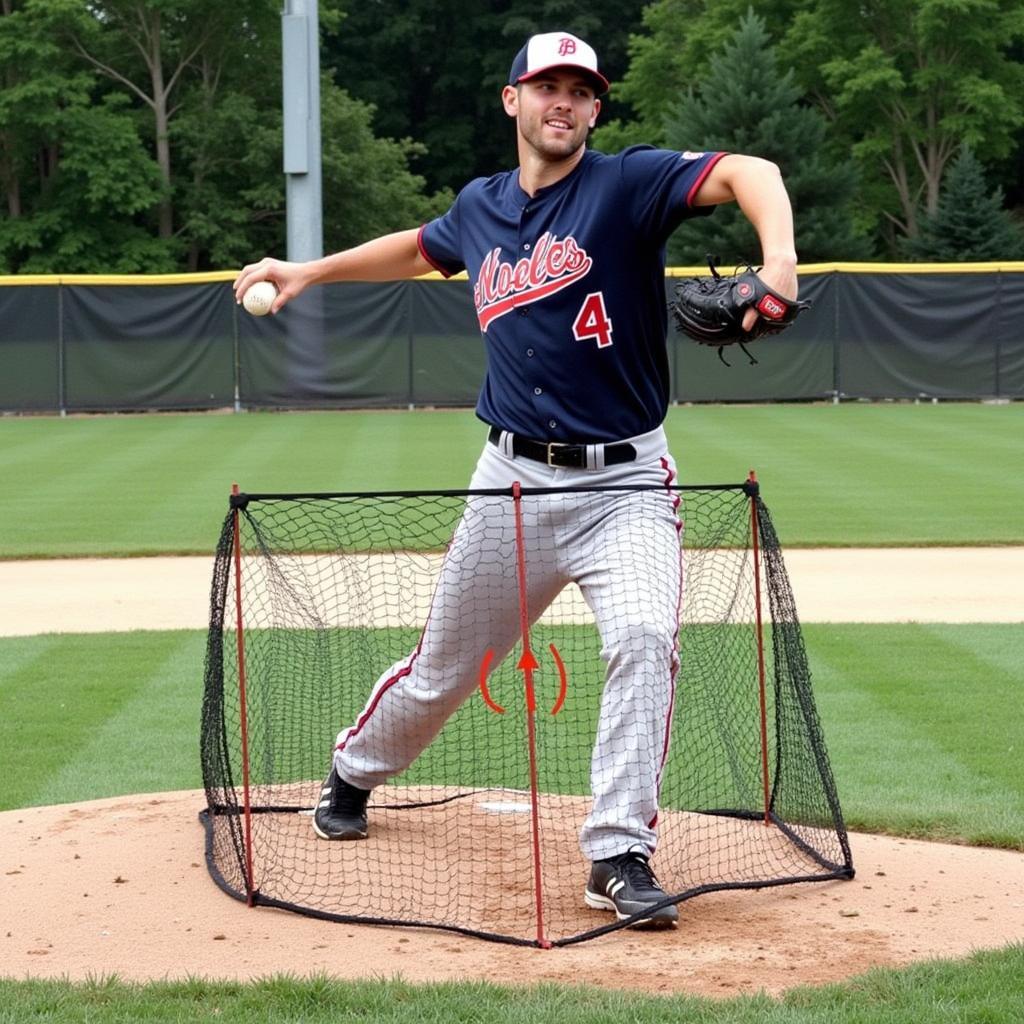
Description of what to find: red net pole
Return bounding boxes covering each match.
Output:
[511,481,551,949]
[748,470,772,826]
[231,484,257,905]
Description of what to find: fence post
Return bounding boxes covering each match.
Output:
[831,270,841,404]
[232,290,242,413]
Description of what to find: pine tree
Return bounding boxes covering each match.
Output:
[902,148,1024,261]
[663,9,871,265]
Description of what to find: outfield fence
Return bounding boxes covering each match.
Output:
[2,263,1022,413]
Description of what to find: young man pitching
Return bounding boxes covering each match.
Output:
[235,31,799,929]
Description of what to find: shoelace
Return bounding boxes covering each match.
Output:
[618,853,664,893]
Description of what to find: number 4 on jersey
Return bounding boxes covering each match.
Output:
[572,292,614,349]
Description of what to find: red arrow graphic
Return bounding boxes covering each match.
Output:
[479,644,568,716]
[517,647,540,713]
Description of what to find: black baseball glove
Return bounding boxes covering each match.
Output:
[670,257,810,365]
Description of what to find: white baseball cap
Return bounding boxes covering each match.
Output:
[508,32,609,94]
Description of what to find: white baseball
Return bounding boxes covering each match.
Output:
[242,280,278,316]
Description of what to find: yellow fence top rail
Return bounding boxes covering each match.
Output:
[4,262,1024,286]
[0,271,238,286]
[665,261,1024,276]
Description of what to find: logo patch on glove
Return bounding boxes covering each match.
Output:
[757,294,786,319]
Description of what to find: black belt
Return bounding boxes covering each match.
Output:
[487,426,637,469]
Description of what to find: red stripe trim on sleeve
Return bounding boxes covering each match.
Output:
[685,150,729,208]
[416,224,454,278]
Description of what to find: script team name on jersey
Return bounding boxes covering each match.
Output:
[473,231,592,331]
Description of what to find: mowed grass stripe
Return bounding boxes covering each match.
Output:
[664,404,1024,545]
[951,620,1024,680]
[0,412,488,557]
[0,631,203,809]
[818,624,1023,788]
[31,632,205,807]
[1,404,1023,556]
[2,418,237,556]
[806,624,1024,847]
[813,664,1020,846]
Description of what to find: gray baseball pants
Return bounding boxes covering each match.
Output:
[333,424,684,861]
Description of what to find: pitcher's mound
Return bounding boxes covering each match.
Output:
[3,791,1023,997]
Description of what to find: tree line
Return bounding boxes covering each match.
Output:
[2,0,1023,274]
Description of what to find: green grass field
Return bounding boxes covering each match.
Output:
[0,402,1021,556]
[2,948,1023,1024]
[2,403,1022,1021]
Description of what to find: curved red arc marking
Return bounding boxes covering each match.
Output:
[549,643,567,716]
[478,648,505,714]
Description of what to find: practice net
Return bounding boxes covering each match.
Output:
[201,481,853,946]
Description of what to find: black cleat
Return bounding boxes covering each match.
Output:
[584,851,679,928]
[312,766,370,840]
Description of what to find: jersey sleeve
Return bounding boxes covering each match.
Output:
[618,145,728,241]
[417,192,466,278]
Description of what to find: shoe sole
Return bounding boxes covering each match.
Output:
[584,888,679,929]
[311,818,368,841]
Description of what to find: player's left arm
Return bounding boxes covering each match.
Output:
[692,154,798,331]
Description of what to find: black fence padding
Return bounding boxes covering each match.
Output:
[4,271,1024,412]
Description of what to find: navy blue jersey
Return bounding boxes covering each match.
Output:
[418,145,726,443]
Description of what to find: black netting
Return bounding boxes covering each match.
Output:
[200,484,853,946]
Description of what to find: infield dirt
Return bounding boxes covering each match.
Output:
[3,791,1024,997]
[2,547,1022,636]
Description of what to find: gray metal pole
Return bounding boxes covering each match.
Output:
[282,0,323,262]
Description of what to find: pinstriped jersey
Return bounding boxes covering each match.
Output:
[418,145,725,443]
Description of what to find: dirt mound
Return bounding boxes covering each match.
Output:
[4,791,1023,997]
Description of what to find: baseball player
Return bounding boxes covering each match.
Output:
[234,31,800,929]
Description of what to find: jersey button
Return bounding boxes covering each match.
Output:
[534,387,542,395]
[523,243,531,250]
[548,419,557,429]
[518,307,529,317]
[526,348,534,357]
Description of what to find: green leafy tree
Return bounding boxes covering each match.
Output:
[172,88,284,271]
[1,0,452,272]
[594,0,1024,254]
[324,0,647,190]
[781,0,1024,248]
[0,0,171,272]
[169,2,292,270]
[323,2,503,191]
[591,0,803,153]
[664,10,870,263]
[902,147,1024,261]
[173,74,451,269]
[42,0,250,242]
[319,80,453,250]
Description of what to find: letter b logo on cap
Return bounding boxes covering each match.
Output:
[558,37,577,56]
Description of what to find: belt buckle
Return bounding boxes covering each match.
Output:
[546,442,570,467]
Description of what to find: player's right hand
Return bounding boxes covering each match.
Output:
[233,257,313,315]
